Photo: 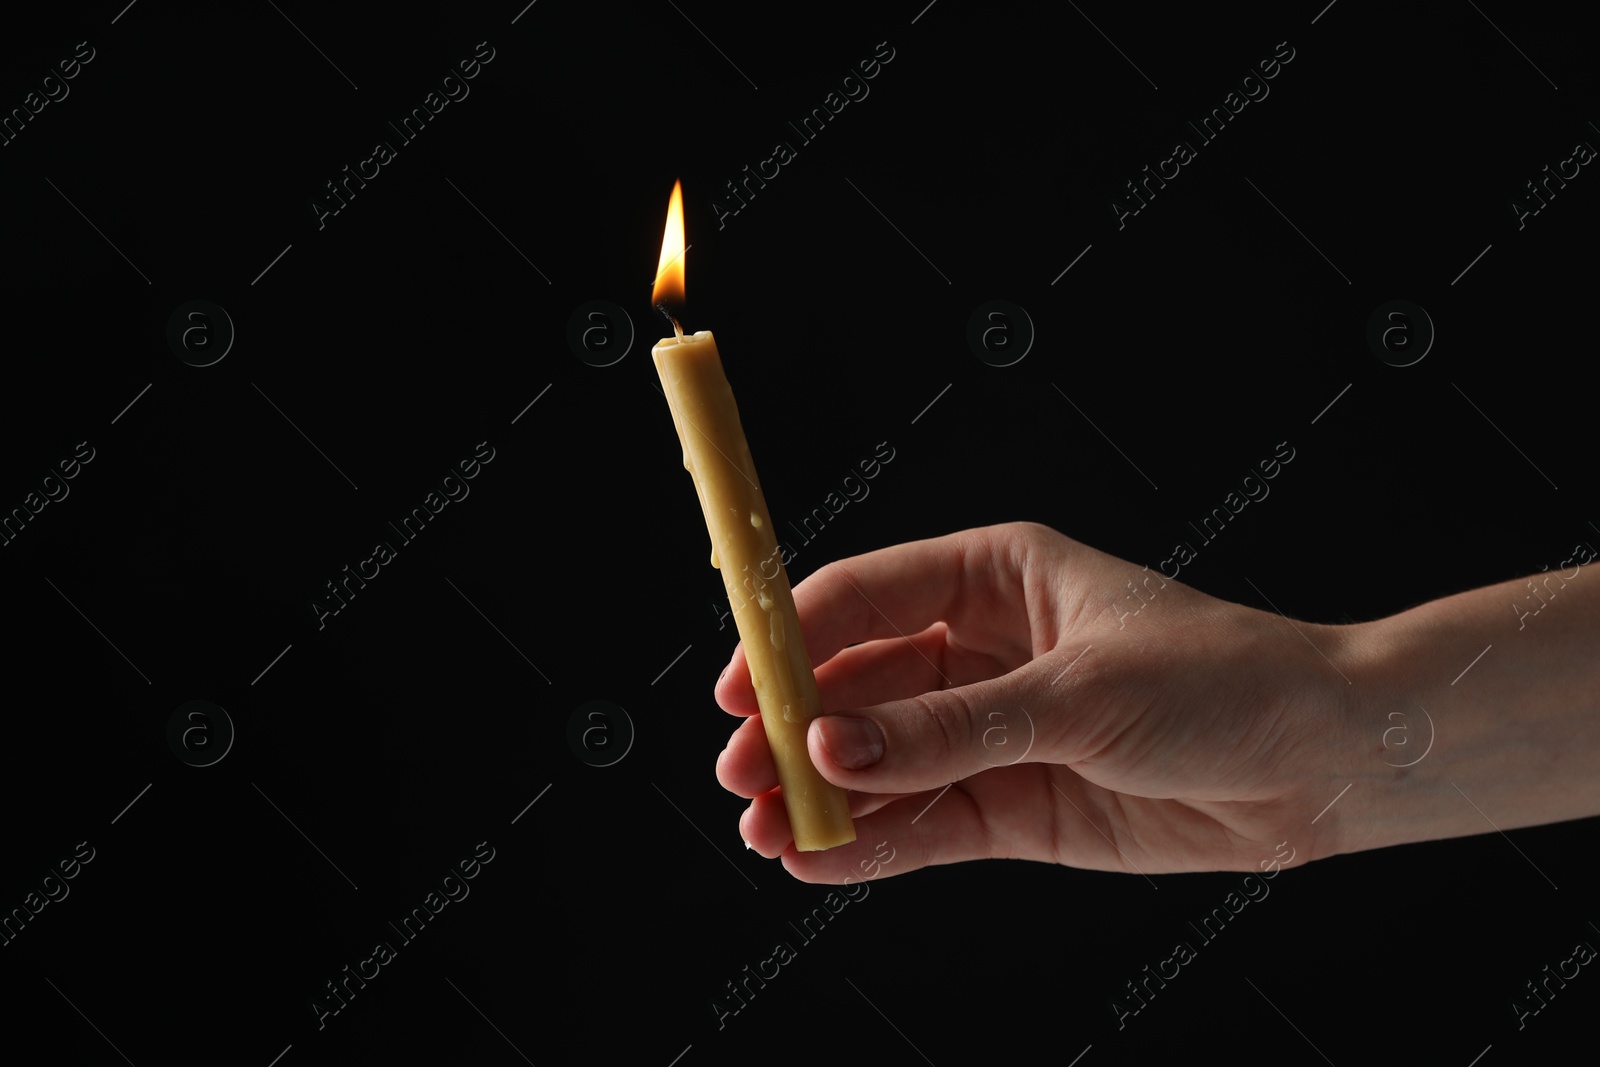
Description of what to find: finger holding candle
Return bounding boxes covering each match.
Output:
[716,714,778,794]
[740,788,796,858]
[815,624,1008,710]
[720,619,997,722]
[715,527,1045,719]
[717,712,925,817]
[713,626,958,796]
[739,786,919,860]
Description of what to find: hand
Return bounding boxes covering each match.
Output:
[714,521,1356,882]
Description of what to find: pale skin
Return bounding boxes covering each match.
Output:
[714,522,1600,882]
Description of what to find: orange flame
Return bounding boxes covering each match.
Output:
[652,179,686,309]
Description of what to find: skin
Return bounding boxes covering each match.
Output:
[714,522,1600,883]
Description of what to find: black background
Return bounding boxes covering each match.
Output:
[0,1,1595,1063]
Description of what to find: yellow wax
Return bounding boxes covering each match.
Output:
[653,329,856,852]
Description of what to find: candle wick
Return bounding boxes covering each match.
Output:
[656,303,684,343]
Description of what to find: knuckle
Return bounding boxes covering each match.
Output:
[1006,520,1055,545]
[911,689,976,767]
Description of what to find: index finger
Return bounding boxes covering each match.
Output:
[714,523,1032,715]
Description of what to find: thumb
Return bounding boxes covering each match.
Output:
[807,662,1058,794]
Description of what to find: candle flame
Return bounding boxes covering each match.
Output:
[652,179,686,310]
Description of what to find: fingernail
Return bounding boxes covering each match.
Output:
[744,839,753,850]
[817,716,884,770]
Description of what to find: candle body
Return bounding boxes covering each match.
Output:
[653,330,855,852]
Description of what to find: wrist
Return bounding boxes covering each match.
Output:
[1321,578,1600,861]
[1315,613,1466,860]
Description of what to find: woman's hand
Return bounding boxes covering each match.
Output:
[714,522,1358,882]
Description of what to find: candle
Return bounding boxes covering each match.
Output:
[650,180,856,852]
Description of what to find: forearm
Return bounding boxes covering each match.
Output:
[1327,566,1600,858]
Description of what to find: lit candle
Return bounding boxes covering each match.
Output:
[650,179,856,852]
